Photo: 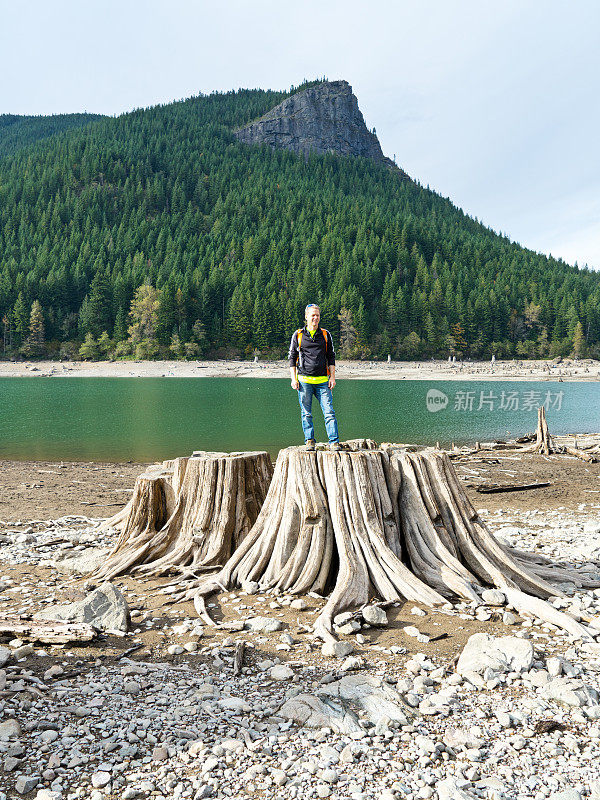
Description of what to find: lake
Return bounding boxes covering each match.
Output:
[0,377,598,462]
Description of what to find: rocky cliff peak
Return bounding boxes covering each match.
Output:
[235,80,393,166]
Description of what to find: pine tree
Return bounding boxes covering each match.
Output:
[79,333,100,360]
[572,321,586,358]
[21,300,46,358]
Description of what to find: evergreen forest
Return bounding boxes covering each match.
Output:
[0,84,598,362]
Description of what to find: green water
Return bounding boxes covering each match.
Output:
[0,378,597,462]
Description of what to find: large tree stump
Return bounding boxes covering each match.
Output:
[93,451,273,581]
[188,442,599,643]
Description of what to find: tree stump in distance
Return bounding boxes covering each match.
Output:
[93,451,273,582]
[189,442,599,644]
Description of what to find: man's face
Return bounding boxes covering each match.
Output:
[306,306,320,329]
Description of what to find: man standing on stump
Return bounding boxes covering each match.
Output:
[288,304,340,451]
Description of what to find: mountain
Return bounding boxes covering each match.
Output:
[0,113,104,159]
[235,80,395,168]
[0,81,598,362]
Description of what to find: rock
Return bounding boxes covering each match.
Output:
[235,81,390,166]
[153,745,168,761]
[321,768,338,784]
[36,791,63,800]
[53,547,110,575]
[15,776,39,795]
[341,656,364,671]
[321,641,354,659]
[0,718,22,740]
[541,678,599,707]
[35,582,130,632]
[244,616,283,633]
[279,693,363,734]
[457,633,534,676]
[320,674,415,725]
[218,696,252,713]
[91,771,112,788]
[361,605,388,626]
[546,656,563,677]
[503,612,518,625]
[123,680,141,694]
[548,791,582,800]
[337,621,361,635]
[167,644,184,655]
[270,768,287,786]
[270,665,294,680]
[290,598,307,611]
[481,589,506,606]
[0,646,11,667]
[436,778,477,800]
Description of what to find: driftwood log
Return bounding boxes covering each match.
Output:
[0,617,98,644]
[184,441,600,644]
[93,451,273,581]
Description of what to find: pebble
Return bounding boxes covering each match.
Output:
[321,640,354,658]
[91,771,111,788]
[270,664,294,680]
[15,776,39,794]
[1,504,600,800]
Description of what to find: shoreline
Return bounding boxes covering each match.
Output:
[1,357,599,381]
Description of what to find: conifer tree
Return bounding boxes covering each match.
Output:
[22,300,46,358]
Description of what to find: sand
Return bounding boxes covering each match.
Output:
[1,357,599,381]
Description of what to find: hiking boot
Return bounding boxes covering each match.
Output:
[328,442,341,451]
[305,439,316,451]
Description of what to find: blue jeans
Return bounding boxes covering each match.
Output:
[297,381,339,443]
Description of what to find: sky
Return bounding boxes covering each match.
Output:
[2,0,599,269]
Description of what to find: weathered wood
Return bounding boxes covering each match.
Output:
[475,481,551,494]
[0,616,98,644]
[233,640,246,675]
[93,451,273,581]
[189,442,597,642]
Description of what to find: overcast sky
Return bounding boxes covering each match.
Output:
[2,0,599,269]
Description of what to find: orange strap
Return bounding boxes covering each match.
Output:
[296,328,330,374]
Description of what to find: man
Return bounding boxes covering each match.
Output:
[288,304,340,451]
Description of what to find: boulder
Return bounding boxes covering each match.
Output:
[361,605,388,626]
[320,674,415,725]
[541,678,599,708]
[481,589,506,606]
[457,633,534,677]
[0,718,21,740]
[52,547,110,575]
[321,641,354,659]
[34,582,130,632]
[279,694,363,734]
[0,646,11,668]
[244,616,283,633]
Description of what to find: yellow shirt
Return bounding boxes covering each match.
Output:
[298,328,329,384]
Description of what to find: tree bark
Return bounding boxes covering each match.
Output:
[188,442,596,643]
[93,451,272,582]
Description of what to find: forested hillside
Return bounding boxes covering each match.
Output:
[0,113,104,159]
[0,84,598,361]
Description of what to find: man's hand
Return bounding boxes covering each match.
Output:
[290,366,299,390]
[328,376,336,389]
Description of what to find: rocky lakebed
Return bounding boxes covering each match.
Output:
[0,453,600,800]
